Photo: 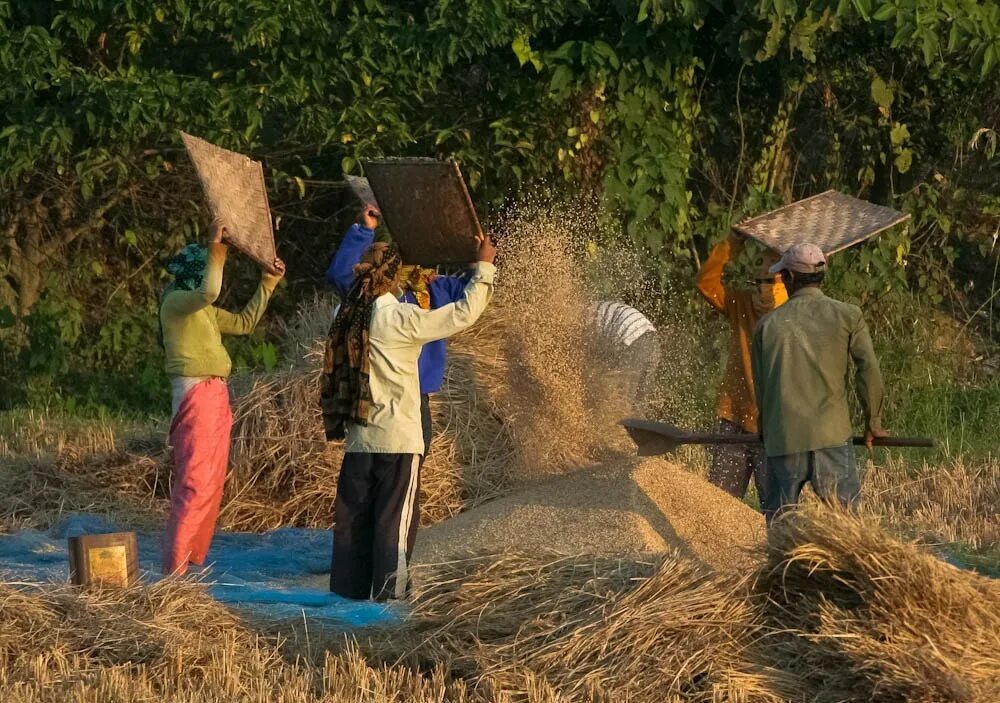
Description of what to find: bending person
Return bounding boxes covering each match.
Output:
[326,203,471,457]
[321,236,496,601]
[751,243,887,524]
[695,232,787,504]
[590,300,660,415]
[159,222,285,575]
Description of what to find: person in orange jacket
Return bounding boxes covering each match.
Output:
[695,231,787,506]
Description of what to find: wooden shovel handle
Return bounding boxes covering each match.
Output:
[680,434,934,448]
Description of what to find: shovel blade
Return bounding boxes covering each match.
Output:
[620,418,684,456]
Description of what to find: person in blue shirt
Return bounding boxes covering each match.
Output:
[326,203,472,458]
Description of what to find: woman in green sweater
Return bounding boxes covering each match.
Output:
[159,222,284,575]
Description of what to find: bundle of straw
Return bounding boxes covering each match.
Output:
[370,552,796,702]
[757,504,1000,702]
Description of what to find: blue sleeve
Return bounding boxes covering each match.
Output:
[325,224,375,295]
[429,271,472,304]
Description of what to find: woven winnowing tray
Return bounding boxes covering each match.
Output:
[180,132,277,273]
[345,174,380,210]
[362,158,483,266]
[733,190,910,254]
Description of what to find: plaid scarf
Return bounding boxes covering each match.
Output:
[320,242,402,441]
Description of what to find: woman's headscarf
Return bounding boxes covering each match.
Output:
[398,264,435,310]
[158,243,208,348]
[165,243,208,292]
[320,242,403,441]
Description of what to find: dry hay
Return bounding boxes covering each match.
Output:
[758,503,1000,702]
[1,505,998,702]
[862,455,1000,552]
[371,552,795,703]
[0,579,478,703]
[412,457,766,573]
[0,448,166,533]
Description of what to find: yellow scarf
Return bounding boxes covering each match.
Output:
[399,265,434,310]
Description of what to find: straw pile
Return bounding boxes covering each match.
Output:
[412,456,766,572]
[758,504,1000,702]
[374,552,793,702]
[1,505,997,701]
[0,579,473,702]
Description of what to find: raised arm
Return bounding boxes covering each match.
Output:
[388,239,497,346]
[696,233,742,312]
[215,258,285,336]
[848,310,886,437]
[428,269,474,304]
[326,205,380,295]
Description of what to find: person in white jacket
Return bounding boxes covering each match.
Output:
[320,236,497,601]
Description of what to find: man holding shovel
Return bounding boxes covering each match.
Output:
[751,243,888,523]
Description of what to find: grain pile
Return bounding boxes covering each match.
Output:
[412,457,766,572]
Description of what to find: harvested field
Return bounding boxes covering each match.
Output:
[4,505,990,701]
[413,457,766,572]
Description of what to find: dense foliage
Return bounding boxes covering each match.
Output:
[0,0,997,411]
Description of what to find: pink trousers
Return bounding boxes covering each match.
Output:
[162,378,232,576]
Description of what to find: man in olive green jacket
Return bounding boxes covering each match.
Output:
[751,243,888,524]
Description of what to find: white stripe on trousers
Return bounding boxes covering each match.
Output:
[394,455,420,598]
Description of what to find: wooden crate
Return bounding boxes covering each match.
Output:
[68,532,139,587]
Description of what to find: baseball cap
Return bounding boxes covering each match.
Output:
[769,242,827,274]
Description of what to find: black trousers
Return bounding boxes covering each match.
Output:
[420,393,432,459]
[330,452,421,601]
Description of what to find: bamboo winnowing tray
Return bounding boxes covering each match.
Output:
[361,158,483,266]
[733,190,910,254]
[180,132,278,273]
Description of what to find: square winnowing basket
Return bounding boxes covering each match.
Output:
[180,132,278,273]
[361,158,483,266]
[733,190,910,254]
[345,174,380,210]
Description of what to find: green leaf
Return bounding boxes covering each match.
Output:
[341,156,356,174]
[890,123,909,146]
[511,35,532,67]
[90,261,104,276]
[294,176,306,199]
[870,76,894,109]
[638,0,650,22]
[124,230,138,247]
[872,3,895,21]
[894,148,913,173]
